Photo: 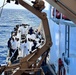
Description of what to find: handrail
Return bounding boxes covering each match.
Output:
[46,0,76,24]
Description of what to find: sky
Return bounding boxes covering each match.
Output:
[0,0,50,10]
[0,0,26,9]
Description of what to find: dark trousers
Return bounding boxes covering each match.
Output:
[9,49,18,62]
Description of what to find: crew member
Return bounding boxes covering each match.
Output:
[10,37,18,62]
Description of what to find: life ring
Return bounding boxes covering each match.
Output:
[52,8,70,20]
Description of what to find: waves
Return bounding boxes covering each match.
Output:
[0,9,40,64]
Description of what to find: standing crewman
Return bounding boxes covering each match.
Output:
[58,58,66,75]
[10,37,18,62]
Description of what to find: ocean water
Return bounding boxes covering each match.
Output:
[0,9,40,64]
[0,9,76,68]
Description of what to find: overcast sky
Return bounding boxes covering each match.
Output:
[0,0,50,10]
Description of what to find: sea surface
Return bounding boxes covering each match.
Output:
[0,9,40,64]
[0,9,76,66]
